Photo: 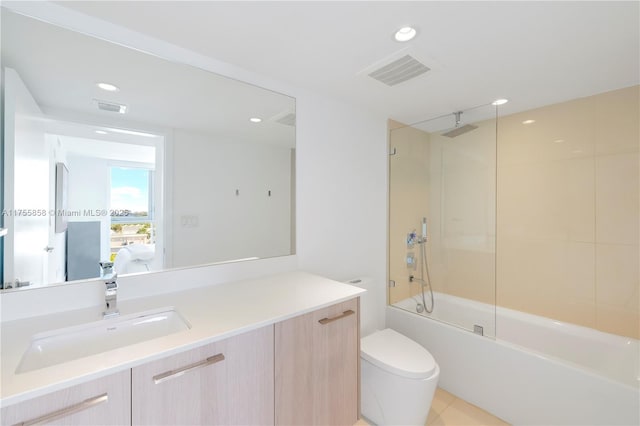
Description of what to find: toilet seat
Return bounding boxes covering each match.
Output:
[361,328,436,379]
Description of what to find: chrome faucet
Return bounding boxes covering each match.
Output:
[100,262,119,319]
[103,275,119,318]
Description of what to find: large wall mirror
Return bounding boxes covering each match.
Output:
[0,9,296,290]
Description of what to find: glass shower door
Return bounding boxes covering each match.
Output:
[388,103,498,337]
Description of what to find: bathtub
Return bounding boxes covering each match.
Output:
[388,293,640,425]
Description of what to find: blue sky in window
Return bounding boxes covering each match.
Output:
[110,167,149,212]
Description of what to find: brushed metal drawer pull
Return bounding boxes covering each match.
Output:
[318,309,355,325]
[153,353,225,384]
[16,393,108,426]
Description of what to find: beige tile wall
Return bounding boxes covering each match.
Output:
[427,121,496,306]
[497,85,639,339]
[388,121,431,305]
[388,86,639,339]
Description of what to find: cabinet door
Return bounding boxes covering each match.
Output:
[132,325,274,426]
[275,298,360,426]
[1,369,131,426]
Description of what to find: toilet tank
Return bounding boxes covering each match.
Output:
[345,277,378,337]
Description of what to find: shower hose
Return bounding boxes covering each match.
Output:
[414,237,434,314]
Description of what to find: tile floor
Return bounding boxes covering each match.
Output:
[356,387,510,426]
[426,388,509,425]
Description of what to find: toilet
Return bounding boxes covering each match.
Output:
[347,278,440,426]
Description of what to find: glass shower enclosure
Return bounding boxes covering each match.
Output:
[388,103,498,337]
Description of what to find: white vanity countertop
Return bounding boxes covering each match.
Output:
[0,271,364,406]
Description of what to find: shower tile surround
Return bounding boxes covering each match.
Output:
[498,85,639,339]
[388,121,432,305]
[389,85,640,339]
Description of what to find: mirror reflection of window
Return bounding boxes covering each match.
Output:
[110,166,154,244]
[109,166,158,274]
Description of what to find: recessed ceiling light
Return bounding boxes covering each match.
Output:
[522,119,536,125]
[96,82,119,92]
[95,130,108,135]
[553,139,565,143]
[492,99,509,106]
[249,117,262,123]
[394,26,417,42]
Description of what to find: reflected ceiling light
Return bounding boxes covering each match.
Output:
[522,119,536,124]
[249,117,262,123]
[394,26,417,42]
[95,130,108,135]
[554,139,565,143]
[96,82,119,92]
[104,127,159,138]
[492,99,509,106]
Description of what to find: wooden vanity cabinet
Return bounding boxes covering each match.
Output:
[0,370,131,426]
[275,298,360,426]
[2,298,360,426]
[131,325,274,426]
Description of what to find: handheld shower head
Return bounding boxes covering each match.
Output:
[441,111,478,138]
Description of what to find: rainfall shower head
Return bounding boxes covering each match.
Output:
[441,111,478,138]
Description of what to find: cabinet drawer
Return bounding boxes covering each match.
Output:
[1,370,130,426]
[132,325,274,425]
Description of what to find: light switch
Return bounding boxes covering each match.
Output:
[180,215,199,228]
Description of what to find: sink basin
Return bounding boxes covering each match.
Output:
[16,307,191,373]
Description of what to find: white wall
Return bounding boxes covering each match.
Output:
[0,2,388,327]
[2,68,49,288]
[170,129,293,267]
[66,155,111,264]
[46,134,67,283]
[296,93,388,334]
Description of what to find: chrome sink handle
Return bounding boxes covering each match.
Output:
[103,274,119,319]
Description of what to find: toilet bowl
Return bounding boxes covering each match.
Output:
[360,328,440,425]
[345,278,440,425]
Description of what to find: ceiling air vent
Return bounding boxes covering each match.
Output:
[368,54,430,86]
[93,99,127,114]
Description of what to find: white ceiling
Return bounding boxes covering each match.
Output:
[60,136,156,164]
[53,1,640,125]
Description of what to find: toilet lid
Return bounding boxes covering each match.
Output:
[361,328,437,379]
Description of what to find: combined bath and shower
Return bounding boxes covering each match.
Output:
[409,217,434,314]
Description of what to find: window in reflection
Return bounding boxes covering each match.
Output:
[109,166,156,269]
